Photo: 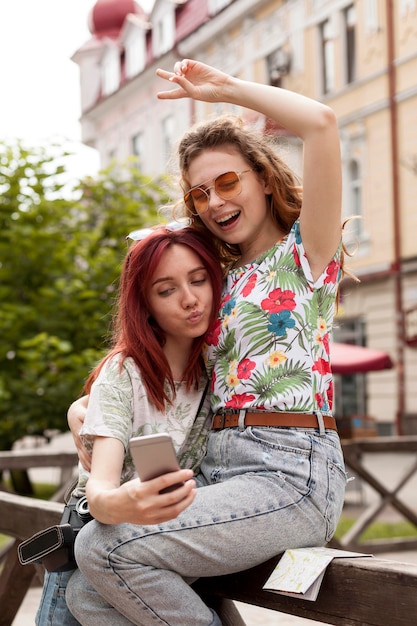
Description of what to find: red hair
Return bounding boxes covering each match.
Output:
[85,227,223,411]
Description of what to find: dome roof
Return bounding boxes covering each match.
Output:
[88,0,146,37]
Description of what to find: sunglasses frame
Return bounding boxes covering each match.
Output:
[184,170,251,215]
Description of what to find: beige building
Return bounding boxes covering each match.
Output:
[72,0,417,435]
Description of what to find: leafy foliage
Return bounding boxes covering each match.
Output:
[0,143,168,449]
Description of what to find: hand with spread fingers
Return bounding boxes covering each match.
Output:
[156,59,232,102]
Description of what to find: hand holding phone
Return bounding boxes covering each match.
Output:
[129,433,183,493]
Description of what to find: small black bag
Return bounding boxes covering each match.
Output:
[18,495,93,572]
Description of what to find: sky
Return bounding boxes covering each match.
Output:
[0,0,154,179]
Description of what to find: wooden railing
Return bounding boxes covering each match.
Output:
[1,491,417,626]
[335,436,417,553]
[0,448,78,502]
[1,437,417,625]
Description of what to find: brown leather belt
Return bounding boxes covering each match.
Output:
[212,412,337,431]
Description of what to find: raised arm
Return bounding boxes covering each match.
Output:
[156,59,342,279]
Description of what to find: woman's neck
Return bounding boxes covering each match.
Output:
[236,226,285,267]
[164,339,193,381]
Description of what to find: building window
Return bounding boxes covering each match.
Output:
[106,148,116,167]
[161,115,174,165]
[345,159,363,240]
[267,48,291,88]
[125,32,146,79]
[131,132,144,167]
[364,0,379,33]
[153,3,175,57]
[333,318,367,420]
[344,5,357,84]
[400,0,417,16]
[320,19,335,94]
[102,46,120,96]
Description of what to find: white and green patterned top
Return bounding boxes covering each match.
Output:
[203,219,342,416]
[73,355,210,496]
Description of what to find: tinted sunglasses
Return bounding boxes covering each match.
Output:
[183,170,251,215]
[127,218,191,241]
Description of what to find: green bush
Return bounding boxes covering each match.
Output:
[0,143,170,450]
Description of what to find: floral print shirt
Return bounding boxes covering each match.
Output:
[73,355,210,496]
[204,220,342,416]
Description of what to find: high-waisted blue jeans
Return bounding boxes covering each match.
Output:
[66,426,346,626]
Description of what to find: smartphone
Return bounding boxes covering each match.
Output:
[129,433,182,493]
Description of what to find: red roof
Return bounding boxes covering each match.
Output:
[175,0,209,43]
[89,0,145,38]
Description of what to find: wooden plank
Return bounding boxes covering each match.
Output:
[195,555,417,626]
[2,464,417,626]
[0,495,63,625]
[0,492,63,539]
[342,436,417,454]
[0,540,36,626]
[347,536,417,554]
[0,449,77,471]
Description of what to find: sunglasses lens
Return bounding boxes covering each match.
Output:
[190,188,208,209]
[184,171,242,214]
[185,189,207,212]
[215,171,240,198]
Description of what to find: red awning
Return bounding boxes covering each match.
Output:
[330,343,394,375]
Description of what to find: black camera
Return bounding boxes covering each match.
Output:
[18,496,93,572]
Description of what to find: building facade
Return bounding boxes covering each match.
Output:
[72,0,417,435]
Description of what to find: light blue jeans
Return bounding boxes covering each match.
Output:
[67,426,346,626]
[36,570,81,626]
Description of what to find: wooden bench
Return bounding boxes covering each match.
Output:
[1,491,417,626]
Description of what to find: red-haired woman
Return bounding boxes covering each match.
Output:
[35,224,223,626]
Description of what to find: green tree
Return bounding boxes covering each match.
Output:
[0,142,167,450]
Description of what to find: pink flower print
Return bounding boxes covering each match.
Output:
[237,358,256,380]
[315,393,325,408]
[221,293,232,307]
[261,288,296,314]
[242,273,257,297]
[205,318,221,346]
[322,333,330,355]
[225,393,256,409]
[293,243,301,267]
[324,260,340,284]
[327,381,334,410]
[312,357,332,375]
